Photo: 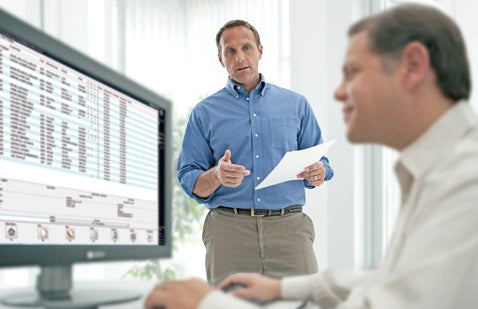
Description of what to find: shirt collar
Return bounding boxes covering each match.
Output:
[395,101,475,200]
[225,73,267,98]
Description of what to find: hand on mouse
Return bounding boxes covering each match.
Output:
[144,278,214,309]
[218,273,281,302]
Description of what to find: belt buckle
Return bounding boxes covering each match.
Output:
[250,209,264,217]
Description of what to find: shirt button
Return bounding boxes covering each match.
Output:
[255,134,259,138]
[257,198,261,202]
[255,155,260,159]
[246,97,250,101]
[256,176,260,180]
[253,113,257,117]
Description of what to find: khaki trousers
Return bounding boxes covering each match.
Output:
[202,208,318,285]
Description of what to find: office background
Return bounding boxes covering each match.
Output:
[0,0,477,291]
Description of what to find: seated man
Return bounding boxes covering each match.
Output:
[144,3,478,309]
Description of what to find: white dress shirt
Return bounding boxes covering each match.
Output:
[199,102,478,309]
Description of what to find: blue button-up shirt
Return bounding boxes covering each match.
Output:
[177,75,334,210]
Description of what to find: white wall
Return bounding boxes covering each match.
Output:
[290,0,359,269]
[454,0,478,111]
[0,0,41,25]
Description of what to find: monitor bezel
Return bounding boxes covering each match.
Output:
[0,8,173,268]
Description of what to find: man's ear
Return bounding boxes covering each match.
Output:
[218,53,225,67]
[400,41,431,90]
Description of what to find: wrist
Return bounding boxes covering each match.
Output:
[273,279,282,299]
[213,166,222,186]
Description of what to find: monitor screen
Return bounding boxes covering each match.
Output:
[0,8,172,308]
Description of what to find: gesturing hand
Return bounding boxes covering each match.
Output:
[214,149,251,187]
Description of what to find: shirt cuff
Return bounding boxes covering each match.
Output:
[281,275,313,300]
[181,169,214,204]
[281,273,327,301]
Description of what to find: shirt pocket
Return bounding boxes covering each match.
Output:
[269,118,299,151]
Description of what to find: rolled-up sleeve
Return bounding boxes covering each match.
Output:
[297,97,334,190]
[282,271,374,307]
[177,107,216,204]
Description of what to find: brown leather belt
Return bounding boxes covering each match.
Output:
[215,206,302,217]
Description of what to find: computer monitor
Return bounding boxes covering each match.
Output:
[0,8,172,309]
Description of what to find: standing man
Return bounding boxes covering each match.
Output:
[145,4,478,309]
[177,19,334,285]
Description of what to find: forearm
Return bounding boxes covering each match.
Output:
[193,167,221,198]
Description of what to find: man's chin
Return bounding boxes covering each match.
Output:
[346,130,366,144]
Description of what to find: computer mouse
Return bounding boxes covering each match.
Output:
[222,283,246,293]
[222,283,271,306]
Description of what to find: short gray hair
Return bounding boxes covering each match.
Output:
[349,4,471,102]
[215,19,261,53]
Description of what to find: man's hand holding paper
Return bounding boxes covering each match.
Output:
[297,161,327,186]
[255,139,336,190]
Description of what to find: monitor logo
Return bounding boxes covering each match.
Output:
[86,250,106,260]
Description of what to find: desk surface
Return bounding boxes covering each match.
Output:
[0,281,318,309]
[0,280,152,309]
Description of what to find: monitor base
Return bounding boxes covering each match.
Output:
[1,288,141,309]
[1,266,141,309]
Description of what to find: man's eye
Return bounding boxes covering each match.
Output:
[345,68,358,79]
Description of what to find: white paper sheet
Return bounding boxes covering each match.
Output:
[255,139,336,190]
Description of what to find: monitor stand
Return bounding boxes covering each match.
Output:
[1,265,141,309]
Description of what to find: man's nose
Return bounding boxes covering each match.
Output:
[334,81,347,101]
[235,51,244,62]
